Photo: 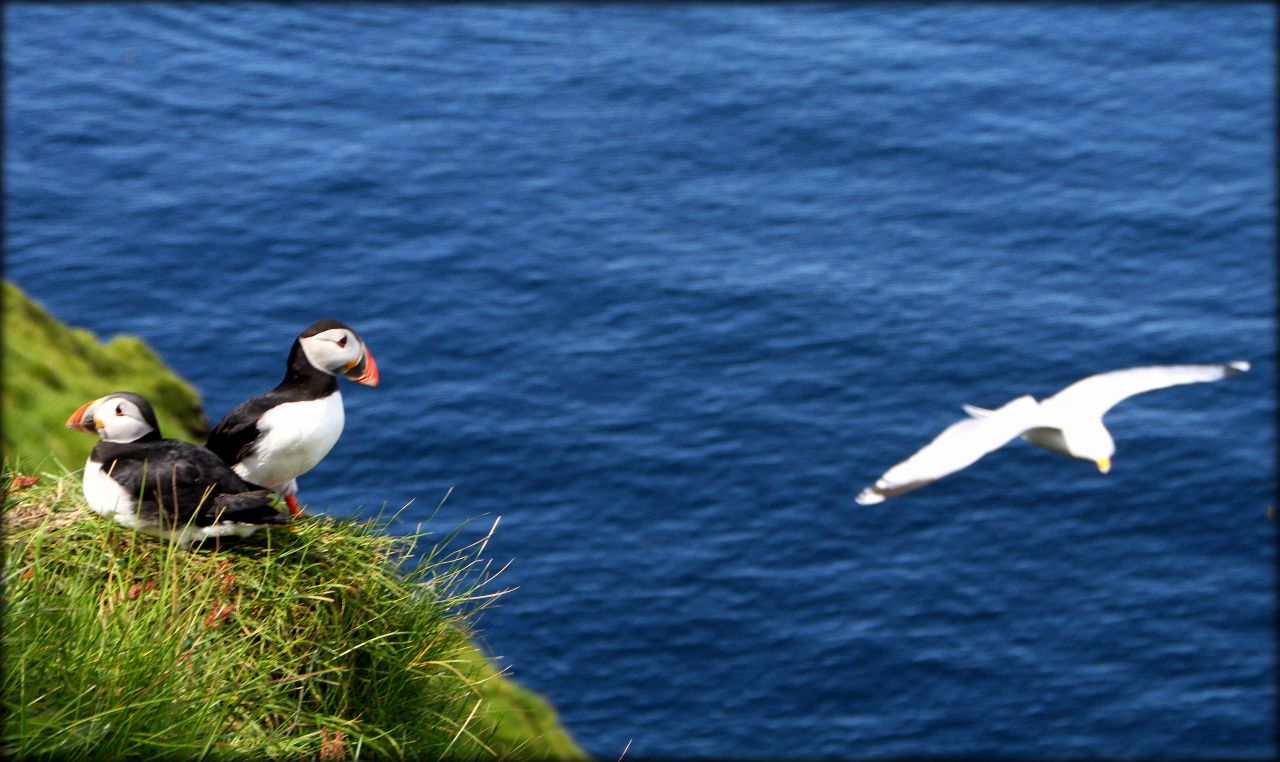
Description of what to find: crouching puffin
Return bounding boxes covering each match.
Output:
[205,319,379,516]
[66,392,291,544]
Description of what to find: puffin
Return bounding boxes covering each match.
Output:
[205,319,379,516]
[65,391,291,544]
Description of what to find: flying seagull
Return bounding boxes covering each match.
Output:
[855,361,1250,505]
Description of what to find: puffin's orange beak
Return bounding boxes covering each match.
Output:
[344,344,379,387]
[65,398,101,434]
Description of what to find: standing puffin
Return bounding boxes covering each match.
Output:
[205,319,379,516]
[66,392,290,544]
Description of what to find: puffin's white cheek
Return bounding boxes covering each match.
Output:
[101,417,154,443]
[300,338,343,375]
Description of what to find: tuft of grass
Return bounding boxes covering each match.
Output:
[2,467,586,760]
[2,280,208,470]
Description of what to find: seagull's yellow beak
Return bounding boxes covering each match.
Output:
[1095,457,1111,474]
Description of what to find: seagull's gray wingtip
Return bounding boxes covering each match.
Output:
[855,488,885,506]
[1227,360,1250,375]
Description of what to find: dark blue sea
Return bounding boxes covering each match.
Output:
[5,4,1275,759]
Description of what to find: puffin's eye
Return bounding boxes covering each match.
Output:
[115,404,124,416]
[337,335,348,348]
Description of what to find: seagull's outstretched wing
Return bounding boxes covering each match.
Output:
[1043,361,1249,419]
[856,395,1043,505]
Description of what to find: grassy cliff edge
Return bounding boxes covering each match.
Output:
[2,281,585,760]
[3,281,210,470]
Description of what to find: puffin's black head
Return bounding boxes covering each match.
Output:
[294,318,379,386]
[65,391,163,443]
[300,318,353,338]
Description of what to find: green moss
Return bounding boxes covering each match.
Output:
[455,646,587,760]
[2,281,208,471]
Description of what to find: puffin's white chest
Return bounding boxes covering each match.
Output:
[235,391,345,490]
[82,459,136,520]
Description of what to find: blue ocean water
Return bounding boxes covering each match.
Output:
[4,4,1275,759]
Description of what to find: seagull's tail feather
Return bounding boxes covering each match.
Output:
[962,404,996,418]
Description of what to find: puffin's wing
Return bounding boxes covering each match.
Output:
[856,395,1043,505]
[174,444,289,526]
[171,441,262,492]
[205,396,276,467]
[97,444,209,526]
[1044,361,1249,419]
[208,491,291,526]
[155,442,290,526]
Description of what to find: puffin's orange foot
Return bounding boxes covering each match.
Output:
[285,495,304,517]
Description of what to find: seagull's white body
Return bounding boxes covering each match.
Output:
[855,361,1250,505]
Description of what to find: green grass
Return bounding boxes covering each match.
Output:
[3,280,208,470]
[3,467,586,761]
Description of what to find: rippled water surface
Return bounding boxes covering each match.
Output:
[5,5,1275,759]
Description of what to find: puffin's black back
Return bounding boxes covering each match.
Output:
[93,439,287,528]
